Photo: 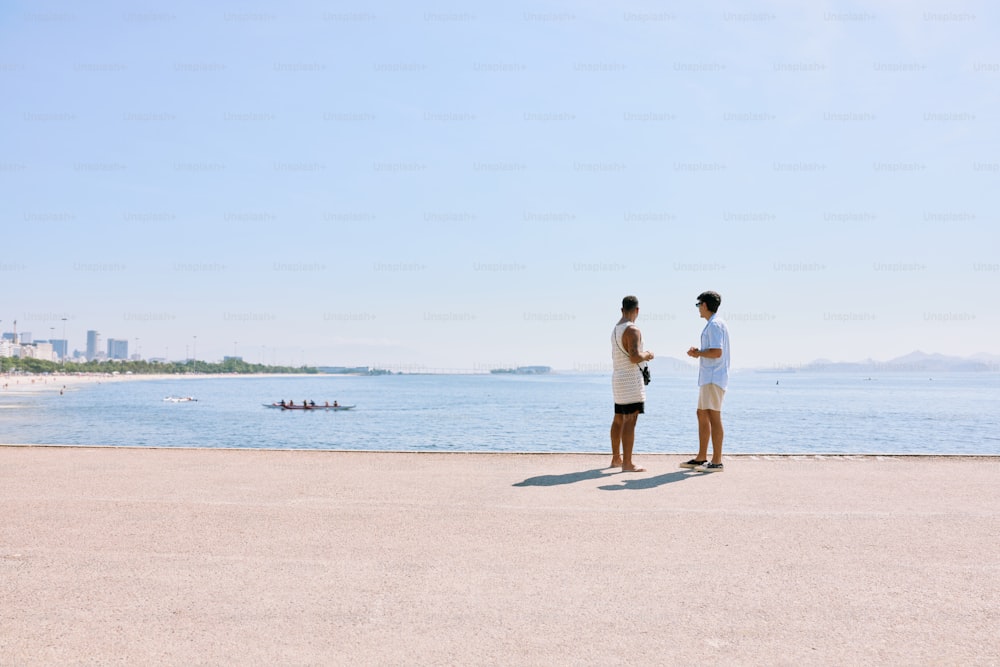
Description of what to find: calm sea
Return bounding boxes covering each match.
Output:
[1,372,998,455]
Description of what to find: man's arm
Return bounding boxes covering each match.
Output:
[622,327,654,363]
[688,320,724,359]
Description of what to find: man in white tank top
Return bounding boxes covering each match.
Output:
[611,295,655,472]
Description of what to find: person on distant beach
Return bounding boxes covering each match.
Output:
[611,295,655,472]
[683,291,730,473]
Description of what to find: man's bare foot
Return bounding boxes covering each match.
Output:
[621,465,646,473]
[611,458,623,468]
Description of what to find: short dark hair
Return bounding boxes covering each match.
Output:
[697,291,721,313]
[622,295,639,311]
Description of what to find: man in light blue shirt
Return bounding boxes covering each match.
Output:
[682,291,730,472]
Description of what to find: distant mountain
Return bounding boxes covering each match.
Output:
[764,351,998,373]
[647,356,697,373]
[562,356,696,374]
[490,366,551,375]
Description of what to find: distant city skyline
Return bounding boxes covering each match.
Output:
[1,1,997,370]
[3,317,998,374]
[0,318,302,365]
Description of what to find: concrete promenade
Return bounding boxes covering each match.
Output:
[2,447,998,665]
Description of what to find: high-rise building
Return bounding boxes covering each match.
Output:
[23,342,56,362]
[49,339,68,360]
[86,330,101,361]
[107,338,129,360]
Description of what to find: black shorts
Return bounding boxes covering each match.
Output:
[614,402,645,415]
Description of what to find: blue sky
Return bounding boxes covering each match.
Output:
[2,0,997,370]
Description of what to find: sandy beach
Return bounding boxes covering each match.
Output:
[1,373,119,396]
[0,372,320,400]
[1,447,997,666]
[0,372,199,398]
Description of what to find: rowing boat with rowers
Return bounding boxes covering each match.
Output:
[263,402,355,411]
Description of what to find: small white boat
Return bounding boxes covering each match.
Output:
[164,396,198,403]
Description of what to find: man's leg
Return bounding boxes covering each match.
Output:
[706,409,724,464]
[610,413,623,467]
[621,413,645,472]
[696,409,711,462]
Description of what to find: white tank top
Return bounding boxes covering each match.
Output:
[612,322,645,404]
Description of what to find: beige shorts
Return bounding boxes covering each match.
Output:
[697,383,726,411]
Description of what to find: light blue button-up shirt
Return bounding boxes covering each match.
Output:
[698,314,730,389]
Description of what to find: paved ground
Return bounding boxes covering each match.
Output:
[2,447,998,666]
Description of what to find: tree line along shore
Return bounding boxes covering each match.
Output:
[1,357,319,376]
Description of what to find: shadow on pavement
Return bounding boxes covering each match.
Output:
[512,468,615,487]
[598,470,696,491]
